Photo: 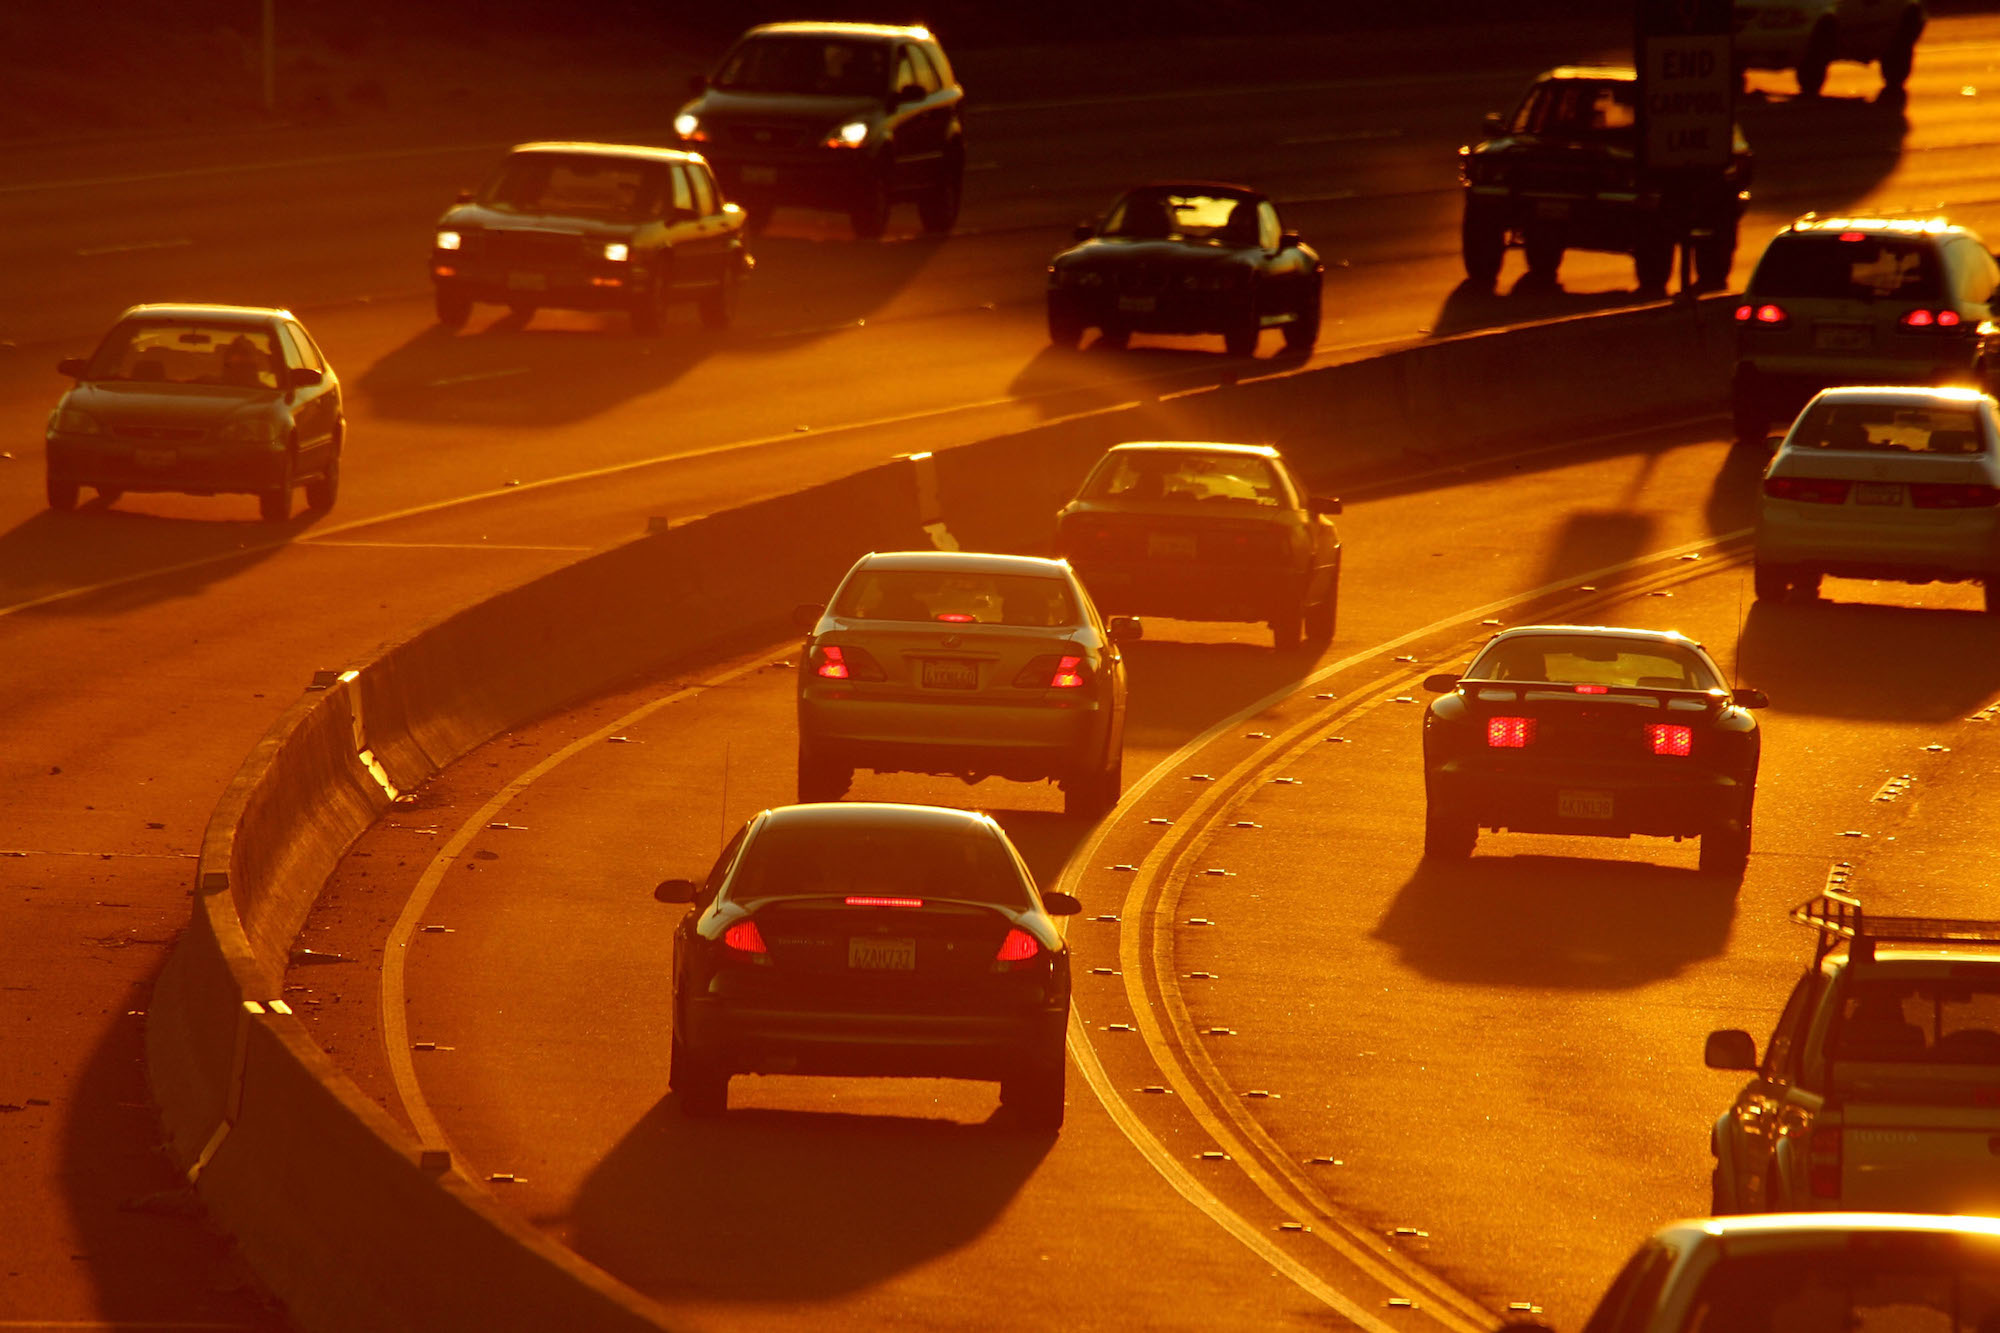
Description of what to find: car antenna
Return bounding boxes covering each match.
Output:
[1731,577,1746,692]
[718,741,731,854]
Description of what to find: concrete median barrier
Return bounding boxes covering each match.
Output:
[148,293,1737,1331]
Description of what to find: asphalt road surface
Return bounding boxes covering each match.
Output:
[6,17,2000,1330]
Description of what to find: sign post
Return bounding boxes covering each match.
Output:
[1635,0,1734,293]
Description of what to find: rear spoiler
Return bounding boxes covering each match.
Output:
[1792,889,2000,965]
[1445,677,1727,706]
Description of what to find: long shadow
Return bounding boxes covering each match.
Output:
[1736,85,1910,216]
[566,1097,1054,1305]
[1374,853,1737,988]
[0,503,310,617]
[1429,277,1662,339]
[1005,325,1317,415]
[1739,597,2000,722]
[1529,507,1662,594]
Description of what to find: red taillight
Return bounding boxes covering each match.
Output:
[1911,483,2000,508]
[845,896,923,908]
[810,644,884,681]
[723,920,767,954]
[1764,476,1852,505]
[1050,654,1085,688]
[1647,723,1693,757]
[1898,308,1964,331]
[995,928,1040,963]
[1940,309,1962,327]
[1015,650,1093,689]
[1734,303,1753,322]
[1575,683,1608,694]
[1838,231,1866,242]
[1808,1125,1842,1199]
[1487,716,1535,748]
[936,612,976,623]
[1741,303,1789,326]
[815,645,850,679]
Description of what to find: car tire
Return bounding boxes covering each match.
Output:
[1523,231,1564,284]
[917,156,963,235]
[849,172,891,240]
[1064,750,1122,820]
[259,455,294,523]
[1423,801,1477,859]
[1001,1058,1065,1132]
[1633,237,1674,295]
[1461,204,1505,288]
[1047,297,1085,349]
[505,301,537,325]
[1798,24,1834,97]
[1271,605,1303,651]
[1305,587,1337,645]
[1880,16,1920,92]
[46,476,78,512]
[1699,821,1751,877]
[797,741,852,804]
[1732,390,1769,450]
[434,284,472,330]
[1710,1166,1735,1217]
[631,265,672,336]
[1096,323,1131,350]
[698,265,738,332]
[670,1030,728,1118]
[1282,293,1321,357]
[1752,564,1792,602]
[1224,319,1261,358]
[1795,569,1822,599]
[1692,221,1738,292]
[304,454,339,513]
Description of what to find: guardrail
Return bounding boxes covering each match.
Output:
[147,295,1734,1331]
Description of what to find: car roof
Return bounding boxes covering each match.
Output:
[857,551,1075,577]
[508,141,709,167]
[1106,441,1284,461]
[1806,385,1993,409]
[1539,64,1638,83]
[1482,624,1704,650]
[1782,213,1972,241]
[745,21,934,43]
[1656,1213,2000,1247]
[119,304,291,324]
[1128,180,1264,201]
[1824,947,2000,974]
[756,802,1003,836]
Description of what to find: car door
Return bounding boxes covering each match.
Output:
[1278,459,1339,597]
[885,44,943,192]
[684,161,738,289]
[1731,971,1820,1205]
[656,163,708,296]
[273,324,330,474]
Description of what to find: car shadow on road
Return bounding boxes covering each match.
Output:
[1736,86,1909,216]
[1739,597,2000,722]
[1373,853,1738,988]
[1007,336,1315,423]
[1426,279,1664,340]
[566,1096,1054,1304]
[0,503,313,617]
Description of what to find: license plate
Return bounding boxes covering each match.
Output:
[1117,295,1156,313]
[1855,481,1904,506]
[1559,790,1614,820]
[920,659,978,690]
[1814,323,1870,351]
[506,271,547,292]
[848,936,916,971]
[1533,199,1572,220]
[133,447,176,467]
[741,165,777,185]
[1146,532,1198,559]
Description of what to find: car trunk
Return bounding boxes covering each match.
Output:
[1831,1088,2000,1212]
[746,897,1027,1012]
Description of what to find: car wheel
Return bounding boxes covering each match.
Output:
[1523,231,1564,284]
[670,1029,728,1118]
[698,265,738,332]
[1064,750,1122,820]
[1224,319,1261,358]
[631,264,672,336]
[1732,390,1769,450]
[1282,293,1321,357]
[1692,222,1738,292]
[1270,605,1303,651]
[46,476,78,512]
[1710,1166,1736,1217]
[1633,236,1674,295]
[1047,297,1085,349]
[849,172,891,240]
[1001,1058,1065,1132]
[1794,569,1822,599]
[1096,323,1130,350]
[305,454,339,513]
[797,741,853,804]
[1461,203,1505,288]
[434,284,472,330]
[917,156,963,235]
[1423,801,1477,859]
[505,301,537,325]
[1752,563,1791,602]
[1880,15,1920,91]
[259,454,294,523]
[1798,24,1834,97]
[1305,587,1337,645]
[1699,821,1751,877]
[94,486,123,506]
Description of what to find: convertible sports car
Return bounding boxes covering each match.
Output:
[1420,626,1766,874]
[1045,182,1323,358]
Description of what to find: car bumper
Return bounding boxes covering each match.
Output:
[1737,357,1983,418]
[1049,289,1266,336]
[433,261,650,310]
[684,996,1069,1079]
[1428,760,1749,837]
[46,435,287,494]
[799,692,1109,781]
[1072,559,1308,622]
[1757,506,2000,581]
[704,150,880,206]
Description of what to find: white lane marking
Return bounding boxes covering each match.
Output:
[301,540,592,552]
[74,238,194,257]
[379,657,775,1153]
[1279,129,1404,146]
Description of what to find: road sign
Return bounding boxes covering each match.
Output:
[1636,0,1734,171]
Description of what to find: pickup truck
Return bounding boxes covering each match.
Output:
[1705,891,2000,1215]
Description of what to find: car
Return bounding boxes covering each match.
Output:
[1045,182,1323,357]
[1053,441,1341,650]
[1498,1213,2000,1333]
[1731,215,1999,446]
[430,141,751,334]
[794,551,1135,818]
[1735,0,1926,99]
[654,802,1081,1127]
[45,303,343,521]
[1706,892,2000,1216]
[1458,66,1752,294]
[1419,625,1765,874]
[673,22,965,239]
[1753,386,2000,609]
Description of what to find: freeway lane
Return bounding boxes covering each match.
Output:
[5,16,2000,1328]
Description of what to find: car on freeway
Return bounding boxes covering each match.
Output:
[1419,626,1766,874]
[430,142,751,334]
[673,22,965,239]
[1045,182,1323,357]
[794,550,1137,818]
[45,303,343,521]
[1498,1213,2000,1333]
[1753,385,2000,609]
[1053,441,1341,651]
[1735,0,1926,99]
[1705,892,2000,1216]
[1732,214,1999,447]
[655,802,1080,1127]
[1458,66,1752,294]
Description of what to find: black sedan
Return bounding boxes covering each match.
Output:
[1045,182,1323,357]
[1420,626,1765,874]
[656,802,1080,1128]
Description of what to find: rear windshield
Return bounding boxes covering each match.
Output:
[1688,1245,2000,1332]
[1466,635,1720,690]
[1753,234,1944,301]
[1511,79,1636,139]
[1101,190,1257,244]
[481,154,663,221]
[1082,452,1286,506]
[1834,977,2000,1066]
[1792,401,1986,455]
[834,569,1079,627]
[713,36,890,96]
[725,821,1030,907]
[86,321,281,389]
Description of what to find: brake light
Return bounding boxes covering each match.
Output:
[809,644,885,681]
[1808,1125,1842,1199]
[1734,303,1752,322]
[1050,654,1085,688]
[722,920,767,954]
[815,646,850,679]
[936,612,976,623]
[1737,302,1789,327]
[1487,716,1535,748]
[845,896,923,908]
[1911,483,2000,508]
[1764,476,1852,505]
[1647,723,1693,757]
[1838,231,1866,242]
[1898,308,1964,330]
[1574,684,1608,694]
[995,928,1041,963]
[1014,651,1092,689]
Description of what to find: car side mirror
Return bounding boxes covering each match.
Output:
[454,188,474,205]
[1732,687,1768,710]
[1308,495,1341,516]
[1041,891,1082,916]
[1279,230,1302,250]
[1422,673,1461,693]
[1481,111,1505,135]
[1704,1029,1758,1071]
[891,83,924,106]
[1108,616,1143,643]
[654,877,699,904]
[793,602,826,632]
[687,72,707,96]
[57,357,87,378]
[288,367,323,390]
[1073,222,1095,243]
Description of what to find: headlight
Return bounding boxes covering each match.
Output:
[674,112,704,141]
[823,120,870,149]
[436,230,462,251]
[603,242,630,263]
[52,407,102,435]
[216,418,285,445]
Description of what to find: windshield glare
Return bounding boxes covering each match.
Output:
[1466,636,1720,690]
[1102,191,1256,244]
[1835,977,2000,1066]
[834,570,1079,627]
[1793,402,1986,455]
[714,36,890,96]
[86,322,282,389]
[481,155,662,220]
[1084,452,1286,506]
[725,822,1030,907]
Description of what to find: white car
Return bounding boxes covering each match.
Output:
[1734,0,1925,98]
[1754,385,2000,610]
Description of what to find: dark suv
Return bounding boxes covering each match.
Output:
[1459,66,1752,294]
[674,22,965,239]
